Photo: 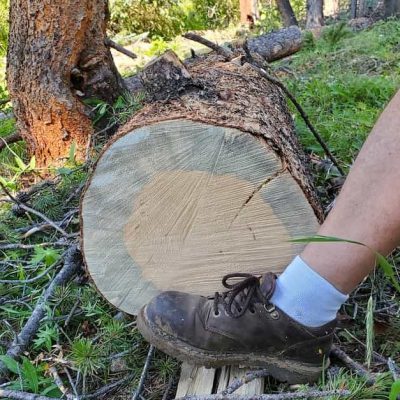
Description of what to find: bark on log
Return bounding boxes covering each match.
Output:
[7,0,125,166]
[245,26,302,62]
[81,51,322,315]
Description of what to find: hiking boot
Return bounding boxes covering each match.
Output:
[137,272,336,383]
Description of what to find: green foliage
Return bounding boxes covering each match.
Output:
[321,22,352,49]
[31,247,61,267]
[389,380,400,400]
[109,0,239,40]
[0,355,61,397]
[33,324,59,352]
[0,0,8,57]
[256,0,306,33]
[69,338,102,376]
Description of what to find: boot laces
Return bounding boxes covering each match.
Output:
[210,273,271,318]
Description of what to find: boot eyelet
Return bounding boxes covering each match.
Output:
[264,304,275,313]
[213,310,220,317]
[270,310,280,320]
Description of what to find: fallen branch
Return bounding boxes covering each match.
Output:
[221,370,270,395]
[131,345,155,400]
[83,373,135,399]
[0,242,70,250]
[183,32,233,60]
[0,246,82,376]
[0,182,69,237]
[0,133,22,151]
[331,345,375,384]
[0,389,55,400]
[105,38,137,59]
[0,258,62,284]
[176,389,350,400]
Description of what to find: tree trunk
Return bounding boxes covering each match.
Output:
[351,0,358,18]
[324,0,340,17]
[81,51,322,315]
[276,0,299,27]
[245,26,302,61]
[7,0,125,166]
[240,0,259,25]
[384,0,400,16]
[306,0,324,28]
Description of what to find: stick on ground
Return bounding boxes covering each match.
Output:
[131,345,155,400]
[176,389,351,400]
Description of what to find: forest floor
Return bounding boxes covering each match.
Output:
[0,19,400,400]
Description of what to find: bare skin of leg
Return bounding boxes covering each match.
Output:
[301,89,400,294]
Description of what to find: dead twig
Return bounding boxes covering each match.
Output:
[0,246,82,377]
[221,370,270,395]
[131,345,155,400]
[388,358,400,381]
[0,389,56,400]
[0,133,22,151]
[182,32,233,60]
[49,366,75,400]
[245,62,345,176]
[176,389,350,400]
[0,258,62,284]
[0,182,69,237]
[331,344,376,384]
[82,373,135,399]
[105,37,137,59]
[162,376,175,400]
[0,242,70,250]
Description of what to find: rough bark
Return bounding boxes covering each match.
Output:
[276,0,299,27]
[306,0,324,28]
[7,0,125,166]
[240,0,259,25]
[246,26,302,62]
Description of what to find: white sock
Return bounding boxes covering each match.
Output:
[270,256,348,327]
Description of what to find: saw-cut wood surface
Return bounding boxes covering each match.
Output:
[81,119,319,315]
[176,364,264,398]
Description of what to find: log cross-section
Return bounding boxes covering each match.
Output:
[81,52,321,315]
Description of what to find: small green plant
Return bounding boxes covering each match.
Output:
[33,324,60,352]
[70,338,102,376]
[0,355,62,397]
[31,247,62,267]
[322,22,352,49]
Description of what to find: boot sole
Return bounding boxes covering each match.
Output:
[137,306,327,384]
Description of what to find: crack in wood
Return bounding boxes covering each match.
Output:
[229,168,287,227]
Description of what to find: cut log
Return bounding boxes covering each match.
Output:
[245,26,302,62]
[81,51,322,315]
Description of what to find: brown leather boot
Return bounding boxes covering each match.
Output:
[137,273,336,383]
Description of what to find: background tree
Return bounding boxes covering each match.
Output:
[306,0,324,28]
[384,0,400,17]
[7,0,125,166]
[240,0,259,25]
[276,0,299,26]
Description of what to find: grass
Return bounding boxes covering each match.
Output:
[0,18,400,399]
